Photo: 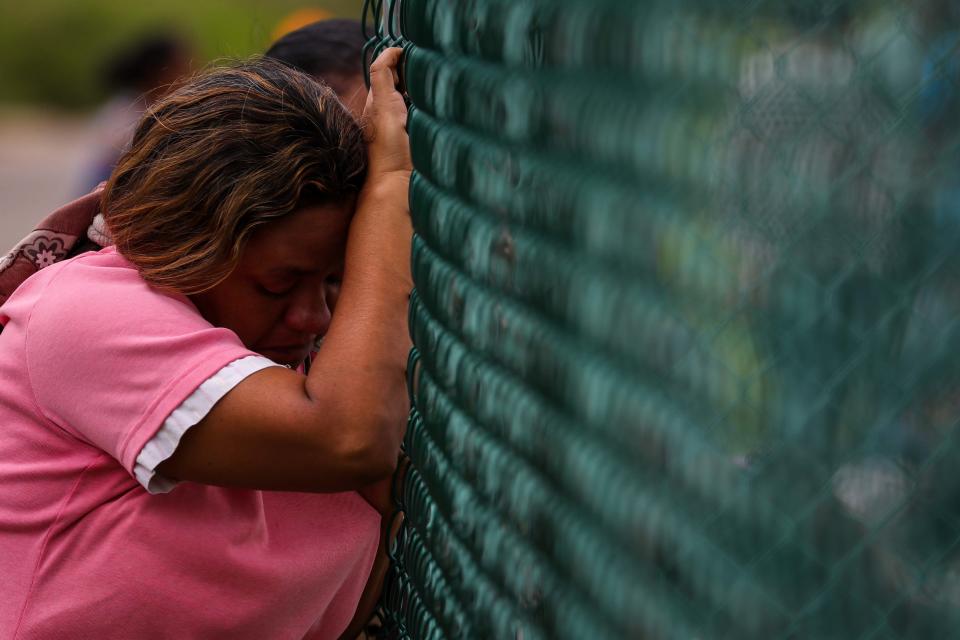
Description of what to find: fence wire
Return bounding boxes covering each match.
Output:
[363,0,960,637]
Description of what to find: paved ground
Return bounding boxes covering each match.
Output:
[0,109,98,252]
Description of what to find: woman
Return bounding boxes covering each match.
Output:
[0,48,411,639]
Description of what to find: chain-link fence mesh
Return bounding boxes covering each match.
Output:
[362,0,960,637]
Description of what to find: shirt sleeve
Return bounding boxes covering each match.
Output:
[24,256,269,478]
[134,354,278,494]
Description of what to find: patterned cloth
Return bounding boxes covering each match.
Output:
[0,186,105,307]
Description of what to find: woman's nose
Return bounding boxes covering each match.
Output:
[284,286,333,336]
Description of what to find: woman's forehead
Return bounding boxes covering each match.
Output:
[243,202,353,272]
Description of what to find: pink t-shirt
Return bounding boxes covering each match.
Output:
[0,247,380,639]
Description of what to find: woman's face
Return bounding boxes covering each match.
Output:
[190,201,354,367]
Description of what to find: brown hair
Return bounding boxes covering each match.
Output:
[102,56,366,294]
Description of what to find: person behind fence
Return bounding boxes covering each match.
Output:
[266,17,368,119]
[0,48,411,639]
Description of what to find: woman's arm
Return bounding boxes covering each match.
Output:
[157,49,413,493]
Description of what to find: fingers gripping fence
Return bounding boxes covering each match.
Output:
[363,0,960,637]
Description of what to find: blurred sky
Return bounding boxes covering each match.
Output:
[0,0,364,249]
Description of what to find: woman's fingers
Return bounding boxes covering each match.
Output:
[369,47,404,97]
[364,47,411,176]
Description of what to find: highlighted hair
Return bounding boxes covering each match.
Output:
[103,57,366,294]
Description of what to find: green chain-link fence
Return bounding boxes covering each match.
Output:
[363,0,960,637]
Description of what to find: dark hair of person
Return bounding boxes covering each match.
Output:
[102,57,367,295]
[103,33,188,92]
[264,19,367,89]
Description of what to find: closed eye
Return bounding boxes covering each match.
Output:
[257,283,295,299]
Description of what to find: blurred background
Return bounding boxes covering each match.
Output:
[0,0,363,249]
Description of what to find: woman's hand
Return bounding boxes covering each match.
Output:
[363,48,412,178]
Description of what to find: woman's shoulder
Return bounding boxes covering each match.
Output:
[5,246,200,335]
[48,245,150,283]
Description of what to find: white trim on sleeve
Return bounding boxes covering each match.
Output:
[134,354,280,494]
